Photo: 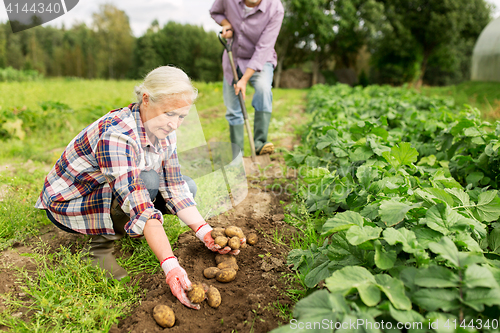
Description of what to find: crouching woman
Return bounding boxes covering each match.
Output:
[35,66,243,310]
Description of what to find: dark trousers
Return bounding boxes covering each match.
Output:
[47,171,197,234]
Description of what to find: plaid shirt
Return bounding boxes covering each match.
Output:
[35,103,196,237]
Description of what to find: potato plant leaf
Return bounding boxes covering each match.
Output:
[356,165,378,189]
[379,199,421,227]
[473,190,500,222]
[488,228,500,253]
[414,266,460,288]
[429,237,484,268]
[423,188,455,207]
[374,240,396,270]
[463,264,499,289]
[383,228,420,253]
[390,142,419,166]
[463,288,500,312]
[388,305,425,329]
[412,289,461,311]
[346,225,382,246]
[304,260,338,288]
[428,237,460,267]
[269,290,345,332]
[325,266,376,294]
[303,167,332,184]
[453,232,482,252]
[424,203,470,236]
[322,211,365,236]
[374,274,412,310]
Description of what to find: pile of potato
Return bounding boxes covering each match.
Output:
[188,282,221,308]
[152,226,259,328]
[204,226,259,283]
[204,254,238,282]
[212,226,259,251]
[153,283,222,328]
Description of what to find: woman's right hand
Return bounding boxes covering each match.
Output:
[195,223,242,255]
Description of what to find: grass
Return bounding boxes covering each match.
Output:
[0,244,141,332]
[420,81,500,119]
[0,162,51,250]
[0,78,139,111]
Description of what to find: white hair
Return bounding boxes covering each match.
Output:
[134,66,198,105]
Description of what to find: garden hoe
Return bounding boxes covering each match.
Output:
[218,32,271,174]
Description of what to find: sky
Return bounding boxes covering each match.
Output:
[0,0,499,37]
[0,0,221,36]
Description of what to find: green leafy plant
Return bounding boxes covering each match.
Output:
[274,84,500,332]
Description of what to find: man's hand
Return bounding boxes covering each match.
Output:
[234,68,255,100]
[221,20,233,38]
[162,257,200,310]
[196,223,242,255]
[234,79,248,100]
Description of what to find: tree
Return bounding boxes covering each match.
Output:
[423,0,491,85]
[92,4,134,79]
[279,0,384,85]
[132,21,223,81]
[374,0,491,87]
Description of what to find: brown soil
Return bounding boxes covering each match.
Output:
[114,159,297,333]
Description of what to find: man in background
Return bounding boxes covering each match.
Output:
[210,0,284,157]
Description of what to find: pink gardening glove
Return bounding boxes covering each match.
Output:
[161,256,200,310]
[195,223,244,255]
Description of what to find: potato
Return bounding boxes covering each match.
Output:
[228,236,240,250]
[240,242,248,249]
[224,226,244,238]
[204,267,220,279]
[217,260,239,272]
[187,283,205,304]
[206,286,221,308]
[215,254,237,265]
[214,236,228,247]
[211,228,225,239]
[215,268,237,283]
[153,304,175,328]
[247,233,258,245]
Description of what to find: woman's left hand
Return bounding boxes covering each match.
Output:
[162,257,200,310]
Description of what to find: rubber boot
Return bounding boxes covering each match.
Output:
[84,198,129,281]
[88,234,128,280]
[254,111,274,155]
[229,124,245,161]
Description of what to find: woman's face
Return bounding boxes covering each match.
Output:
[140,95,191,141]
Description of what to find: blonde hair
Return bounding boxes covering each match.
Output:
[134,66,198,105]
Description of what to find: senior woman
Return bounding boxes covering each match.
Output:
[35,66,243,310]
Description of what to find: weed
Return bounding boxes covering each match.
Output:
[258,252,272,259]
[271,300,293,322]
[271,228,289,248]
